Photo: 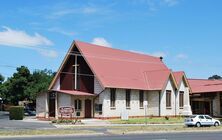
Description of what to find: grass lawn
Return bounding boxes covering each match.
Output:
[109,117,184,124]
[106,125,222,134]
[0,129,95,136]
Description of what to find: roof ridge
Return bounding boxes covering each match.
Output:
[188,78,222,81]
[75,40,161,59]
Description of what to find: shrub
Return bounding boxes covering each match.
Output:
[9,106,24,120]
[165,116,169,120]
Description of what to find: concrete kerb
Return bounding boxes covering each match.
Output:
[53,123,184,128]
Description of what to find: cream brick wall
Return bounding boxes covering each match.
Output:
[160,79,176,116]
[97,88,158,118]
[57,93,72,117]
[72,96,94,118]
[178,81,192,116]
[147,91,160,116]
[94,77,103,94]
[36,92,48,118]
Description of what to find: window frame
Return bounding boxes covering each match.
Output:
[139,90,144,108]
[126,89,131,109]
[74,99,82,111]
[166,90,172,109]
[110,88,116,108]
[179,91,184,108]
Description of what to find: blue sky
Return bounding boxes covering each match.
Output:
[0,0,222,79]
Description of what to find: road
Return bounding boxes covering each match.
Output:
[0,111,55,130]
[1,132,222,140]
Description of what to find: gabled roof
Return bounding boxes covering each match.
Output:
[188,79,222,93]
[145,70,177,90]
[173,71,190,88]
[49,40,177,91]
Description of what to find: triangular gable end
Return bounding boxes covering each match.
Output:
[161,72,178,93]
[48,41,105,91]
[182,73,192,94]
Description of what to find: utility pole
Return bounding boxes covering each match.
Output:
[144,101,148,125]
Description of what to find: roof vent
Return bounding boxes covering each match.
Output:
[160,56,163,61]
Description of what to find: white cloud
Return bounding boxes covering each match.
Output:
[38,49,58,58]
[48,6,98,19]
[91,37,112,47]
[48,27,75,36]
[0,26,57,58]
[176,53,188,59]
[163,0,179,6]
[140,0,179,12]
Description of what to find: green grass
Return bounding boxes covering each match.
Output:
[106,125,222,134]
[109,117,184,124]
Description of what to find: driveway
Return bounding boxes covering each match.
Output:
[0,111,55,130]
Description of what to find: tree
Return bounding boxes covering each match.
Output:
[208,75,222,80]
[0,74,6,101]
[24,69,54,102]
[6,66,31,105]
[0,74,4,84]
[0,66,54,105]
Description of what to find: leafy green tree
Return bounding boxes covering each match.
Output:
[6,66,31,105]
[208,75,222,80]
[0,66,54,105]
[0,74,4,84]
[24,69,54,102]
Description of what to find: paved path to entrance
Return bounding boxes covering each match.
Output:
[81,119,111,126]
[0,111,55,130]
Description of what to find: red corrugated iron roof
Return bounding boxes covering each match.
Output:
[49,40,177,91]
[173,71,184,86]
[144,70,171,90]
[188,79,222,93]
[75,41,172,90]
[52,90,96,96]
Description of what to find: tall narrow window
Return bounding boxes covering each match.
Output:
[179,91,184,108]
[126,89,131,108]
[139,90,144,108]
[110,88,116,108]
[75,99,82,111]
[166,90,171,108]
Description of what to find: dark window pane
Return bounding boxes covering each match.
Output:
[110,88,116,107]
[139,90,144,108]
[126,89,131,108]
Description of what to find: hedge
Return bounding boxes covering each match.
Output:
[9,106,24,120]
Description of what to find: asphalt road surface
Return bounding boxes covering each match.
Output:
[1,132,222,140]
[0,111,55,130]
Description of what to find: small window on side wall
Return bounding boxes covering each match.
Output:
[75,99,82,111]
[139,90,144,108]
[110,88,116,108]
[166,90,171,108]
[126,89,131,108]
[179,91,184,108]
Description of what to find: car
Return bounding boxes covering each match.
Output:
[184,115,221,127]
